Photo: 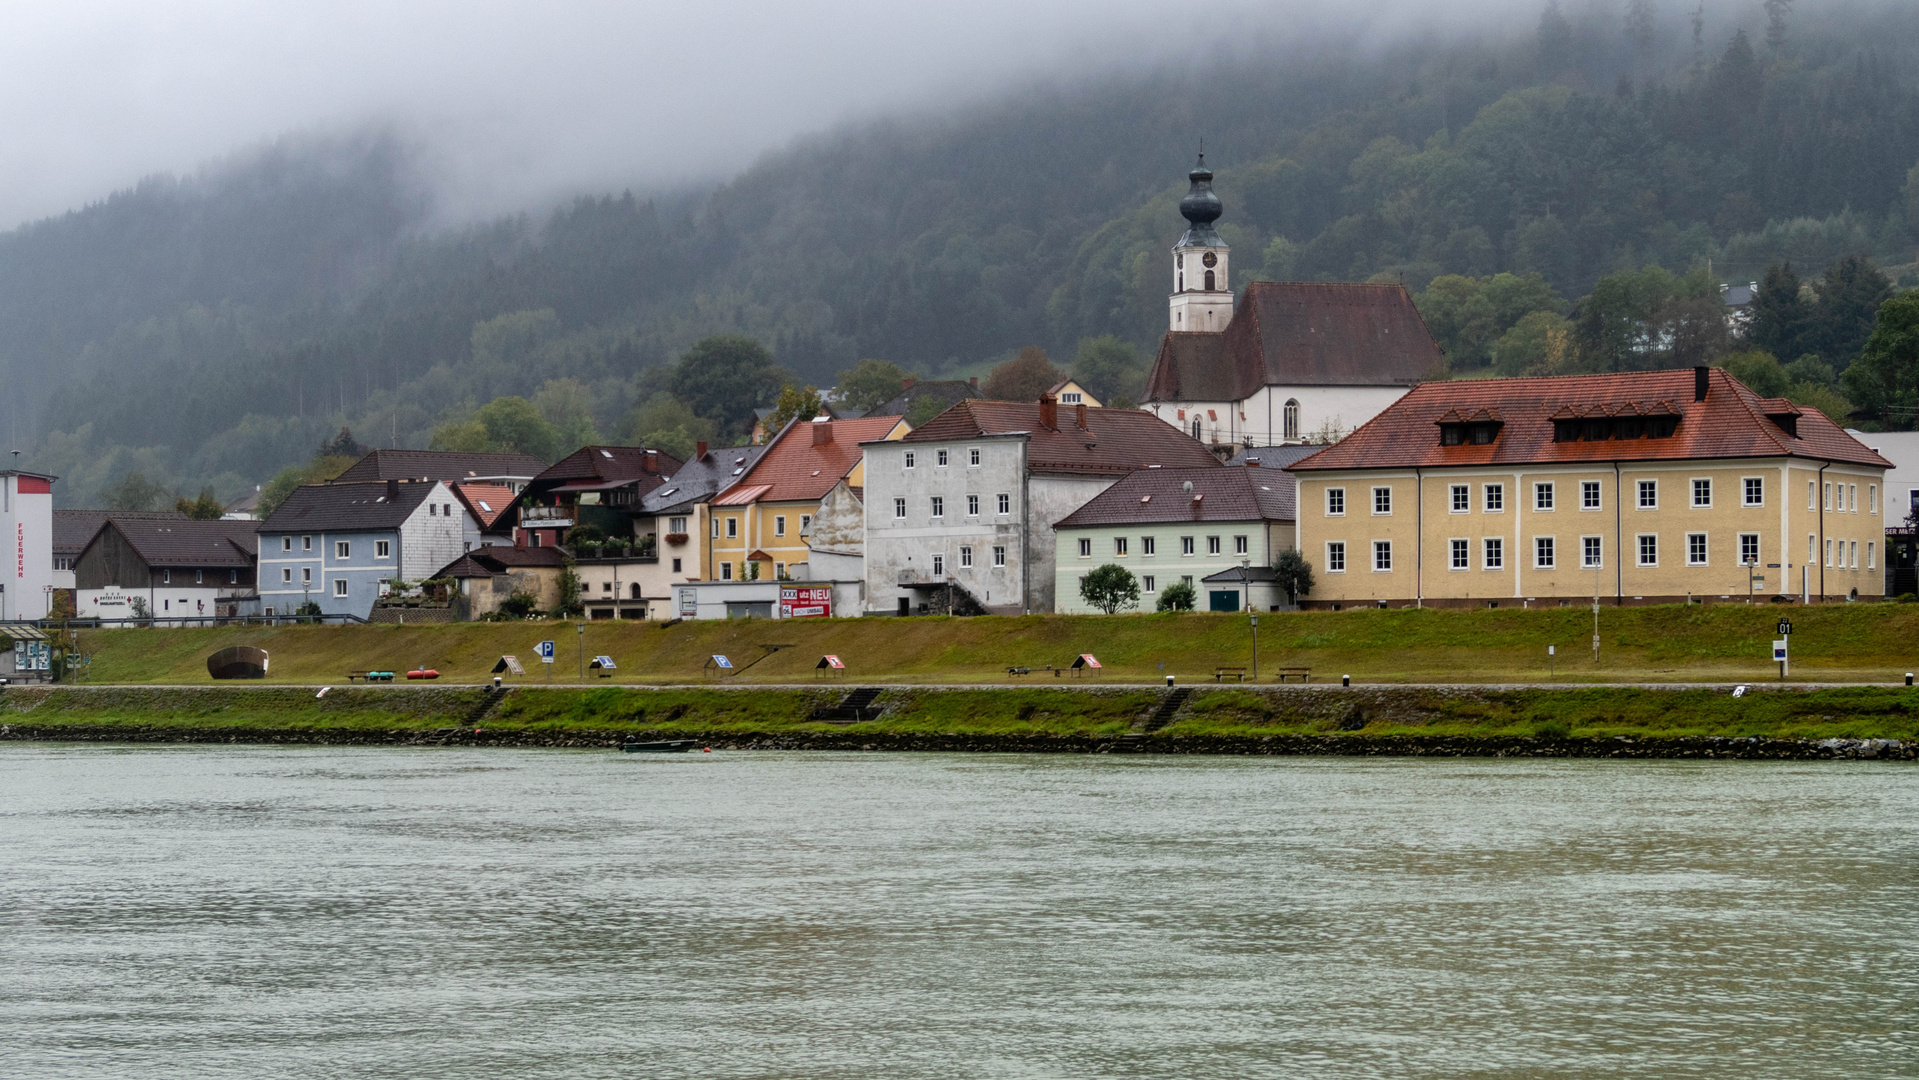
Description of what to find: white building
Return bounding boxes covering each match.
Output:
[1142,156,1446,452]
[0,471,55,621]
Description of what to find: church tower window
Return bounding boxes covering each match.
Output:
[1283,399,1299,441]
[1204,270,1215,290]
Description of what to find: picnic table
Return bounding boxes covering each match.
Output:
[1274,667,1311,683]
[1213,666,1248,682]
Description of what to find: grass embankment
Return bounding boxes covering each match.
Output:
[4,683,1917,753]
[70,603,1919,686]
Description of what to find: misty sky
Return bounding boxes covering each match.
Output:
[0,0,1768,229]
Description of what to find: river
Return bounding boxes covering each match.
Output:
[1,745,1914,1079]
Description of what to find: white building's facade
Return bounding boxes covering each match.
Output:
[0,472,55,621]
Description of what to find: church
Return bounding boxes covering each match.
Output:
[1140,155,1447,450]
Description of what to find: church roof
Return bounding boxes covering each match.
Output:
[1144,281,1444,403]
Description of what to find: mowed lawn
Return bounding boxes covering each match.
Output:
[72,602,1919,685]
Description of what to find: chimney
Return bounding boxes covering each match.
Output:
[1245,457,1260,468]
[902,377,916,391]
[969,376,979,390]
[1694,366,1710,402]
[642,449,657,474]
[386,478,399,501]
[1075,402,1088,429]
[1039,393,1058,430]
[695,441,708,460]
[812,420,834,446]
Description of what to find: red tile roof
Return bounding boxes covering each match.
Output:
[1053,465,1295,528]
[899,400,1221,475]
[450,484,517,530]
[1145,281,1444,403]
[732,416,904,503]
[1288,367,1890,472]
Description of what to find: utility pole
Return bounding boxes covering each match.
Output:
[577,623,586,683]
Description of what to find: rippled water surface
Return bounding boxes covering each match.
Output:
[1,745,1915,1079]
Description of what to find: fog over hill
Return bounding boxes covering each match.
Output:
[5,0,1918,506]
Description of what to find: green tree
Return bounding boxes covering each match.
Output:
[1072,335,1144,406]
[834,359,911,413]
[982,346,1061,402]
[474,396,561,459]
[105,471,170,511]
[174,489,226,519]
[534,377,603,454]
[766,383,825,435]
[1721,350,1789,397]
[471,308,560,370]
[1841,293,1919,428]
[1155,580,1197,613]
[1748,263,1812,362]
[1272,549,1315,605]
[1079,563,1141,614]
[555,559,584,617]
[258,453,357,517]
[1806,256,1893,371]
[1491,310,1572,375]
[669,335,784,436]
[626,393,717,461]
[319,427,364,459]
[905,395,950,428]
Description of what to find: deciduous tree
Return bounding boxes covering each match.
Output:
[1079,563,1141,615]
[982,346,1061,402]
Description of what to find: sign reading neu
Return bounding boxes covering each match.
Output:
[780,586,832,619]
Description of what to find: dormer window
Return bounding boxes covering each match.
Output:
[1551,403,1680,442]
[1438,422,1500,446]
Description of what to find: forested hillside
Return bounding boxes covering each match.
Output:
[13,0,1919,507]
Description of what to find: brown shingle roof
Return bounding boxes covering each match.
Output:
[1053,465,1295,528]
[54,510,185,555]
[1145,281,1444,403]
[899,400,1221,476]
[87,518,259,568]
[732,416,905,503]
[334,449,547,483]
[530,446,685,494]
[1288,367,1891,472]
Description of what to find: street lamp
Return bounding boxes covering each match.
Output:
[1250,610,1259,682]
[577,622,586,683]
[1745,558,1758,602]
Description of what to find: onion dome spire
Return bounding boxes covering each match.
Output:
[1177,151,1224,248]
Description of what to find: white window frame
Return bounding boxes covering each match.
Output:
[1114,537,1129,557]
[281,536,292,552]
[1743,477,1764,507]
[375,540,391,559]
[932,553,944,576]
[774,515,786,537]
[1637,479,1658,510]
[959,546,973,568]
[1687,532,1708,566]
[333,579,348,598]
[282,567,292,584]
[1868,541,1877,570]
[1582,480,1602,510]
[1450,484,1470,513]
[1373,540,1392,572]
[1691,477,1712,508]
[1868,484,1877,514]
[1142,575,1156,592]
[894,498,906,519]
[1534,482,1554,512]
[301,567,312,585]
[969,448,980,467]
[904,451,915,469]
[1483,537,1503,570]
[1181,536,1195,556]
[1738,533,1760,565]
[338,542,354,561]
[1534,536,1555,569]
[1077,538,1092,558]
[936,449,948,467]
[1372,486,1392,515]
[992,545,1006,568]
[1484,483,1504,513]
[1850,539,1858,568]
[302,535,312,551]
[1848,484,1857,513]
[930,496,944,518]
[1207,536,1221,556]
[1327,487,1346,516]
[997,493,1010,515]
[726,517,738,538]
[1326,541,1346,573]
[1142,537,1156,556]
[1637,533,1658,567]
[1582,535,1603,569]
[1449,538,1469,570]
[967,495,980,516]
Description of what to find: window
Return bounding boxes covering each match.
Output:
[670,516,687,534]
[1142,575,1156,592]
[932,554,944,576]
[937,449,948,467]
[997,494,1010,515]
[1809,534,1817,563]
[713,518,721,537]
[228,569,237,584]
[1078,538,1092,558]
[1687,533,1708,565]
[1739,534,1760,564]
[1181,575,1194,588]
[1582,481,1601,510]
[1869,484,1878,514]
[302,535,312,551]
[930,496,944,518]
[1744,477,1764,507]
[960,546,973,568]
[1825,537,1833,566]
[333,579,348,598]
[1535,536,1555,569]
[1850,540,1858,568]
[969,448,980,466]
[1234,536,1248,556]
[1283,399,1299,441]
[1191,418,1203,440]
[1181,536,1195,556]
[721,562,733,580]
[375,540,390,559]
[1535,482,1554,511]
[301,567,312,585]
[904,451,915,469]
[1373,486,1392,515]
[192,568,204,584]
[1484,484,1504,512]
[800,515,811,532]
[1327,487,1346,515]
[1115,537,1129,556]
[894,498,906,519]
[1450,484,1469,512]
[726,518,738,538]
[993,546,1006,567]
[1824,483,1832,511]
[1207,536,1221,555]
[1373,541,1392,572]
[1484,537,1503,569]
[967,495,980,516]
[1142,537,1156,555]
[162,569,171,584]
[1583,536,1603,568]
[1450,538,1469,569]
[1848,484,1857,512]
[427,504,436,517]
[1326,541,1346,572]
[671,557,682,573]
[775,516,786,536]
[281,536,292,552]
[1692,478,1712,508]
[1060,392,1082,404]
[282,568,292,584]
[1868,541,1877,570]
[1638,534,1658,566]
[1638,480,1657,509]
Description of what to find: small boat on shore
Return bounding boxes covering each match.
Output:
[619,739,700,754]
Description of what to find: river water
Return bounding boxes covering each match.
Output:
[1,746,1914,1079]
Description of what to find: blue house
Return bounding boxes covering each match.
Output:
[257,480,475,618]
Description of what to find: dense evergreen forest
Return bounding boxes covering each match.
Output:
[11,0,1919,507]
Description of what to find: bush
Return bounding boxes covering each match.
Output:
[568,524,605,544]
[1156,581,1197,612]
[1079,563,1140,614]
[500,591,540,618]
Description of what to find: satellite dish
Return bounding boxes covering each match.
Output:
[1182,481,1194,494]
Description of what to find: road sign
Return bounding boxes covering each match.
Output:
[1772,639,1788,661]
[1777,619,1792,636]
[536,640,555,663]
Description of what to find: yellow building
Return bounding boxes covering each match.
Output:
[1288,367,1891,608]
[706,414,908,581]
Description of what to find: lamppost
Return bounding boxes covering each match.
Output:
[1250,610,1259,682]
[577,622,586,683]
[1745,558,1758,602]
[1591,561,1601,665]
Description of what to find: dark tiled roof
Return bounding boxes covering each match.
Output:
[871,380,976,418]
[89,518,259,568]
[434,553,499,579]
[431,544,568,581]
[729,416,905,503]
[899,400,1220,476]
[1225,445,1325,469]
[640,444,768,515]
[529,446,684,499]
[1145,281,1444,403]
[260,481,436,532]
[334,449,548,483]
[1053,466,1294,528]
[1288,367,1891,472]
[53,510,185,555]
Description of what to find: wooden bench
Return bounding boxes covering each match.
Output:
[1213,667,1248,682]
[1274,667,1311,683]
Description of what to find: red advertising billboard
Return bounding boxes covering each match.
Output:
[780,586,832,618]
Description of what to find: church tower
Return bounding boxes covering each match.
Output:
[1168,153,1232,333]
